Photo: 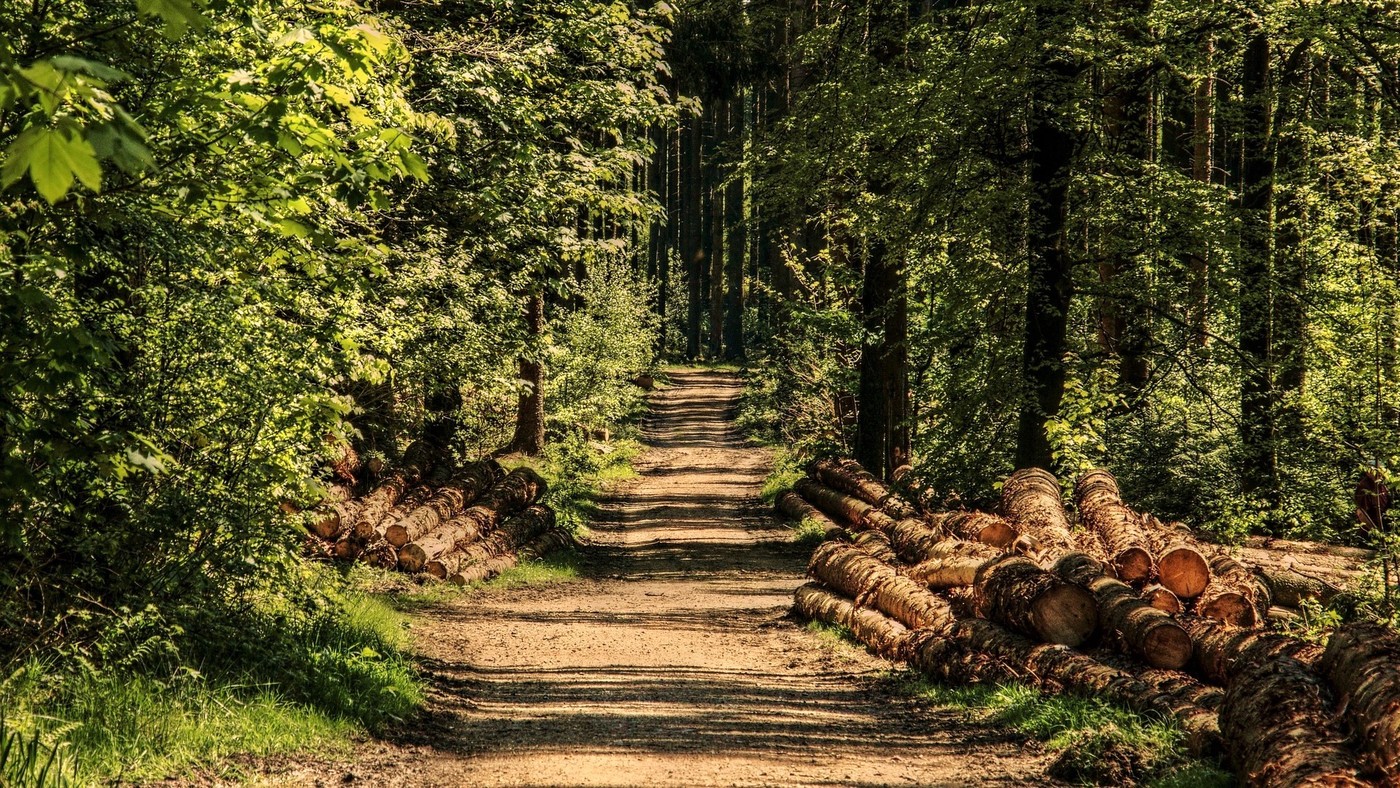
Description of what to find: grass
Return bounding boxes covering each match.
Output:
[895,675,1234,787]
[475,550,583,590]
[0,573,423,786]
[501,432,643,537]
[803,620,861,651]
[791,517,829,546]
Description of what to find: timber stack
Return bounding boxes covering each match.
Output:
[778,457,1392,786]
[297,443,571,584]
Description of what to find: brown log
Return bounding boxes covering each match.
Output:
[397,466,545,572]
[310,497,360,540]
[1073,469,1156,583]
[1255,566,1343,609]
[775,490,843,538]
[1266,606,1302,626]
[1181,615,1322,686]
[384,460,506,547]
[1141,584,1183,614]
[327,437,360,484]
[427,506,555,579]
[938,511,1019,550]
[1140,516,1213,600]
[1320,622,1400,779]
[794,478,873,527]
[446,525,575,586]
[850,530,898,563]
[1244,535,1376,562]
[792,582,914,656]
[891,464,940,513]
[1196,553,1269,627]
[1054,553,1191,669]
[999,468,1077,558]
[809,457,918,518]
[333,484,435,560]
[807,542,958,632]
[1221,654,1372,787]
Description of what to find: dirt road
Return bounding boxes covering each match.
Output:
[282,369,1049,787]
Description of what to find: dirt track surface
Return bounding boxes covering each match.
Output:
[267,369,1051,787]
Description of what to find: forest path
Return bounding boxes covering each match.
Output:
[277,369,1050,787]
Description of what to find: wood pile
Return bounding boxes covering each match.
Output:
[301,446,571,584]
[779,458,1394,786]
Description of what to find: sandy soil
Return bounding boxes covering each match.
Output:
[256,369,1053,787]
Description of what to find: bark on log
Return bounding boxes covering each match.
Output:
[1141,584,1183,614]
[1196,553,1269,627]
[1221,654,1372,787]
[1244,535,1375,562]
[343,484,434,552]
[794,478,873,527]
[776,490,843,537]
[1255,566,1343,609]
[396,466,546,572]
[427,506,555,579]
[1073,469,1156,583]
[807,542,958,632]
[851,530,898,563]
[1320,622,1400,779]
[1054,553,1192,669]
[384,461,505,547]
[1182,615,1322,686]
[891,464,940,513]
[447,525,575,586]
[792,582,913,656]
[938,511,1019,550]
[1140,516,1212,600]
[1240,546,1364,588]
[999,468,1077,558]
[810,457,918,518]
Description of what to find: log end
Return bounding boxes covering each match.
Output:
[1030,583,1099,647]
[384,524,411,548]
[1159,547,1210,599]
[309,513,340,540]
[1112,547,1155,584]
[974,520,1018,550]
[1142,622,1193,670]
[424,561,448,579]
[1142,585,1183,615]
[332,538,360,561]
[397,544,428,573]
[1198,592,1257,628]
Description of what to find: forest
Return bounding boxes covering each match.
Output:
[4,0,1400,785]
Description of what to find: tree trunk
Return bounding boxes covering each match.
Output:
[775,490,842,538]
[682,109,703,359]
[938,511,1020,550]
[1239,29,1278,506]
[1015,0,1079,469]
[1188,41,1216,346]
[723,94,746,360]
[506,292,546,455]
[999,467,1076,558]
[793,477,874,527]
[854,239,909,480]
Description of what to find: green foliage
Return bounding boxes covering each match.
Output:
[0,713,73,788]
[758,446,804,503]
[789,518,829,547]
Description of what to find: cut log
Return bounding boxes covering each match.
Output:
[352,484,434,543]
[446,526,575,586]
[427,506,555,579]
[384,460,505,547]
[1141,584,1183,615]
[1320,622,1400,778]
[1221,654,1372,787]
[999,468,1077,558]
[1196,553,1269,628]
[1054,552,1191,669]
[792,582,914,656]
[807,542,958,632]
[1140,515,1212,599]
[939,511,1019,550]
[1255,566,1343,609]
[809,457,918,518]
[397,466,546,572]
[794,478,873,527]
[1244,535,1376,562]
[1181,615,1322,686]
[1073,469,1156,583]
[775,490,843,538]
[850,530,898,563]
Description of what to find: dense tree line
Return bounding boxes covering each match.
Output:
[1,0,670,656]
[653,0,1400,546]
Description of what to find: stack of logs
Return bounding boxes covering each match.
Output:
[301,441,573,585]
[779,458,1399,787]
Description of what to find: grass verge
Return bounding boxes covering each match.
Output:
[0,570,422,786]
[895,675,1234,787]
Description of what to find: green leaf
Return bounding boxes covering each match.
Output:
[133,0,205,38]
[18,126,102,202]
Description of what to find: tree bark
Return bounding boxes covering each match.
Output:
[723,94,746,360]
[1073,469,1156,582]
[1054,552,1192,669]
[1319,621,1400,777]
[428,505,555,579]
[810,457,918,518]
[854,239,909,480]
[999,467,1076,558]
[396,466,547,571]
[793,477,874,527]
[682,109,703,358]
[775,490,842,538]
[506,292,546,456]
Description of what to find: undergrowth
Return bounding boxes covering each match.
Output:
[0,568,420,785]
[504,431,643,537]
[897,675,1234,787]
